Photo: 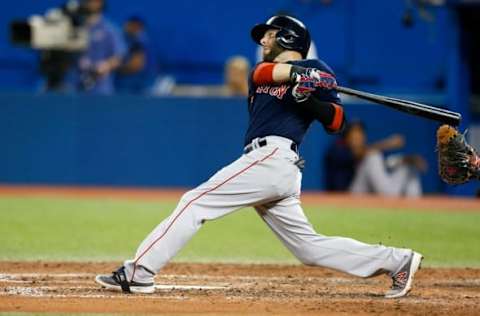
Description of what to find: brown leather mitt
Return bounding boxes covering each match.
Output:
[436,125,480,184]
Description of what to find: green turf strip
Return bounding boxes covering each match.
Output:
[0,196,478,267]
[0,314,126,316]
[0,314,224,316]
[0,314,179,316]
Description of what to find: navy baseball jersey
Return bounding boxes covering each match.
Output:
[244,59,341,146]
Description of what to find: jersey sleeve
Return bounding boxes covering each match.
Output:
[107,21,127,59]
[315,84,342,105]
[292,59,345,133]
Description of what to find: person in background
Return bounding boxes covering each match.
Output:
[115,16,157,94]
[170,55,250,97]
[223,55,250,96]
[324,120,427,197]
[65,0,126,94]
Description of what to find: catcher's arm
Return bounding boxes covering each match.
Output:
[436,124,480,184]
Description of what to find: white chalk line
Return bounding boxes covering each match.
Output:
[0,273,92,279]
[0,272,231,287]
[0,279,94,284]
[3,272,480,286]
[2,286,478,304]
[3,284,226,291]
[3,272,479,297]
[0,272,230,299]
[1,286,189,300]
[0,272,354,282]
[154,284,227,290]
[0,279,230,288]
[0,272,429,289]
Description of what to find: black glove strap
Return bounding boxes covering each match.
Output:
[289,65,308,82]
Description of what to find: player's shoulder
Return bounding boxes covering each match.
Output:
[288,59,336,76]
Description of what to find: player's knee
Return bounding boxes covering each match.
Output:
[177,190,209,225]
[364,151,383,167]
[178,190,198,207]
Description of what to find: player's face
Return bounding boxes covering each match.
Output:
[226,62,248,86]
[85,0,104,14]
[124,21,142,36]
[345,125,366,149]
[260,29,284,62]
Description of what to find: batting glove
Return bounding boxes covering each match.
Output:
[291,68,337,102]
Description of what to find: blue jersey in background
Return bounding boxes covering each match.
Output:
[65,17,126,95]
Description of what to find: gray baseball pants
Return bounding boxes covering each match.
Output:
[123,136,411,282]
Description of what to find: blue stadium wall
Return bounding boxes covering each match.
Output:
[1,1,477,195]
[0,94,455,194]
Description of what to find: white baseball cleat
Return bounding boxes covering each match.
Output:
[95,266,155,294]
[385,251,423,299]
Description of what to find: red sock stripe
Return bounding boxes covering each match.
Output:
[130,147,279,281]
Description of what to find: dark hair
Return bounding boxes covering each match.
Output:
[82,0,106,12]
[127,15,146,26]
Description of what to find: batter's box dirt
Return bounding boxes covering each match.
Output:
[0,261,479,315]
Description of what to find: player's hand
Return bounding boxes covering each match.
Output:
[79,57,92,70]
[291,68,337,90]
[291,68,337,102]
[308,69,337,90]
[96,61,112,78]
[292,80,315,102]
[383,134,405,150]
[291,68,319,102]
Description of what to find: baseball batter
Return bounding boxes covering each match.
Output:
[96,15,423,298]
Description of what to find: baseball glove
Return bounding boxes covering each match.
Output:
[436,124,480,184]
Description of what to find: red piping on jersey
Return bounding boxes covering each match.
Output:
[252,63,275,85]
[327,103,344,132]
[130,147,279,281]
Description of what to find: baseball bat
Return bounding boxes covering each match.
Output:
[337,86,462,126]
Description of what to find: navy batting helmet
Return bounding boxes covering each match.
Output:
[251,15,311,58]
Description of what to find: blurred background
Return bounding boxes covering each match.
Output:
[1,0,480,197]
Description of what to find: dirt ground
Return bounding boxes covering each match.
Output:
[0,261,479,315]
